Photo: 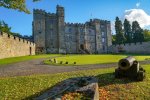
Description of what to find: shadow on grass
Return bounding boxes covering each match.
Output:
[96,73,135,87]
[23,73,135,100]
[23,76,97,100]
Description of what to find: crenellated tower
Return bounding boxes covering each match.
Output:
[33,9,46,53]
[56,5,66,53]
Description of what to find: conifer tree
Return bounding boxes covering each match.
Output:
[115,17,126,44]
[132,21,144,43]
[124,19,132,43]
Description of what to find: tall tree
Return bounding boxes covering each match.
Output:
[132,21,144,43]
[124,19,132,43]
[0,0,40,14]
[115,17,126,44]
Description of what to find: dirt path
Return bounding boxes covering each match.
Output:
[0,58,149,77]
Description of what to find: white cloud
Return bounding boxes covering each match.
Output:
[136,2,140,8]
[124,9,150,28]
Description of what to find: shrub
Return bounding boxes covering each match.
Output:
[66,61,68,64]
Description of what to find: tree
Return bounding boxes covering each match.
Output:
[0,0,40,14]
[112,34,116,44]
[115,17,126,44]
[132,21,144,43]
[0,21,11,34]
[124,19,132,43]
[143,29,150,42]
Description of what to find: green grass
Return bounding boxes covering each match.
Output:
[0,65,150,100]
[44,54,150,65]
[0,54,60,66]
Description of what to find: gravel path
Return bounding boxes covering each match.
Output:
[0,58,150,77]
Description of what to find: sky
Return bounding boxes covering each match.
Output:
[0,0,150,36]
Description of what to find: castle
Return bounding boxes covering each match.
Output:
[33,5,112,54]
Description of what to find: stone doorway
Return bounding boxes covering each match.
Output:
[29,47,32,55]
[80,44,84,50]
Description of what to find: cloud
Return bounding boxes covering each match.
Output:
[124,9,150,28]
[136,2,140,8]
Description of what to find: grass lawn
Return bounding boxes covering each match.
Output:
[0,54,60,66]
[0,65,150,100]
[44,54,150,65]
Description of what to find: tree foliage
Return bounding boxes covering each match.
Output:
[123,19,132,43]
[0,21,11,34]
[115,17,126,44]
[0,0,40,14]
[112,34,116,44]
[143,29,150,42]
[132,21,144,43]
[114,17,146,44]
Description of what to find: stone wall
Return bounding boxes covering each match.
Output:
[0,32,35,59]
[110,42,150,54]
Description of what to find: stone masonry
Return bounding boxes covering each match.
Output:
[110,42,150,54]
[33,5,112,54]
[0,32,35,59]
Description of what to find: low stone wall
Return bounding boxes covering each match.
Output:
[110,42,150,54]
[0,32,35,59]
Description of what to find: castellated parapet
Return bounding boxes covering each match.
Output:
[33,5,112,54]
[0,31,35,59]
[65,23,85,27]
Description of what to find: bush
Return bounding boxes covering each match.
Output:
[65,61,68,64]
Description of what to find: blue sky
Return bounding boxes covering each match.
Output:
[0,0,150,36]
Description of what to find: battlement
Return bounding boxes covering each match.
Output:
[0,31,35,59]
[57,5,64,10]
[88,19,110,24]
[33,9,46,14]
[46,12,56,17]
[0,31,35,46]
[100,19,110,24]
[65,22,85,27]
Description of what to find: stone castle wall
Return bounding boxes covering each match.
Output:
[0,32,35,59]
[110,42,150,54]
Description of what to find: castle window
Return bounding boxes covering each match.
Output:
[101,25,104,28]
[80,28,83,33]
[69,28,72,32]
[39,31,42,34]
[66,34,70,41]
[89,29,91,33]
[102,38,105,43]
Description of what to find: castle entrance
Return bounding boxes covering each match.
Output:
[80,44,84,50]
